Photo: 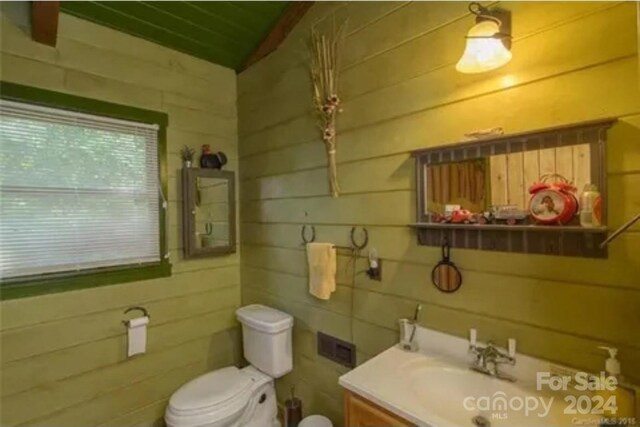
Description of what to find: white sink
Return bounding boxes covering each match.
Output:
[339,327,600,427]
[402,360,567,427]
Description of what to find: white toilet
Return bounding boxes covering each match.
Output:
[165,304,294,427]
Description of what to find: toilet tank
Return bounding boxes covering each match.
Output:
[236,305,293,378]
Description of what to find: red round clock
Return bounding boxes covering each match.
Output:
[528,175,578,225]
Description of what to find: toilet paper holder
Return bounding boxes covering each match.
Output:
[122,306,150,327]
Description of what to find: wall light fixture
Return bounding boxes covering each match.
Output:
[456,2,512,74]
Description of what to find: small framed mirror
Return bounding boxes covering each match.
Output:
[431,242,462,293]
[182,168,236,258]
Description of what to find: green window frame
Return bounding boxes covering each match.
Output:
[0,82,171,300]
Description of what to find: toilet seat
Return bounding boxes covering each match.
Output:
[165,366,273,427]
[169,367,253,414]
[166,367,254,427]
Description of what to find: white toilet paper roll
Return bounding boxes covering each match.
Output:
[127,316,149,357]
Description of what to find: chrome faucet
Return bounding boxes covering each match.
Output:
[468,329,517,382]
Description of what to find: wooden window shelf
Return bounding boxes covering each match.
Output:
[410,118,616,259]
[410,223,608,233]
[409,223,609,258]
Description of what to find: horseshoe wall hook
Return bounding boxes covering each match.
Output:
[301,224,316,244]
[350,226,369,250]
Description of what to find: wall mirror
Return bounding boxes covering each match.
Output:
[182,168,236,258]
[424,143,592,220]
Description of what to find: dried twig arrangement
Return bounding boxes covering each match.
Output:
[309,22,347,198]
[180,145,195,162]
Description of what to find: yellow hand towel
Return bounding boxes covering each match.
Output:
[306,243,336,300]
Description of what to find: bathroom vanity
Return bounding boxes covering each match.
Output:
[339,326,635,427]
[344,390,414,426]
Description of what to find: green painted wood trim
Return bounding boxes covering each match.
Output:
[138,1,256,49]
[0,81,171,300]
[182,1,266,39]
[59,1,291,70]
[0,263,172,300]
[61,2,239,69]
[0,81,168,126]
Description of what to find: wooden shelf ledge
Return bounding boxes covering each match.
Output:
[409,223,608,258]
[409,223,608,233]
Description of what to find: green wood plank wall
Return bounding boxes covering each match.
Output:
[0,5,240,427]
[237,2,640,425]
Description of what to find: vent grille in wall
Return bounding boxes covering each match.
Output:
[317,331,356,368]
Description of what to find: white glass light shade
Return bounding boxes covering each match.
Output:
[456,20,512,74]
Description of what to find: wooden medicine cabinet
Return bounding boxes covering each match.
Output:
[411,118,616,258]
[182,168,236,258]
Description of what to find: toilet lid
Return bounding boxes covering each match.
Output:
[169,367,253,416]
[236,304,293,333]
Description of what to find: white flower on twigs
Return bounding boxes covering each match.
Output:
[322,103,335,115]
[326,94,340,106]
[322,127,335,141]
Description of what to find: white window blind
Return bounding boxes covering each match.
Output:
[0,99,161,280]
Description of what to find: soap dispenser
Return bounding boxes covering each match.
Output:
[596,346,636,426]
[599,346,620,377]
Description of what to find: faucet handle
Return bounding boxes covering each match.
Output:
[508,338,516,358]
[469,328,477,348]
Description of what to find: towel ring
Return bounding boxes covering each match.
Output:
[301,225,316,244]
[350,227,368,250]
[122,306,150,327]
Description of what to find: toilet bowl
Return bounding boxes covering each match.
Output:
[165,304,293,427]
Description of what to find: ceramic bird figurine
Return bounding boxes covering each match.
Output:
[199,145,228,169]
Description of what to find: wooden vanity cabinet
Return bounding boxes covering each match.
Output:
[344,390,415,427]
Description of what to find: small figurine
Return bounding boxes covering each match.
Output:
[449,209,475,224]
[200,145,228,169]
[438,208,475,224]
[428,211,445,223]
[474,211,492,224]
[180,145,195,168]
[491,205,529,225]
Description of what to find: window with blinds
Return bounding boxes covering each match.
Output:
[0,99,162,281]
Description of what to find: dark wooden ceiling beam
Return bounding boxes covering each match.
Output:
[31,1,60,47]
[240,1,314,71]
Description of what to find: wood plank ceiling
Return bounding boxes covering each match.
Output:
[60,1,292,70]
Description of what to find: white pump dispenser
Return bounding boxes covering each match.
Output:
[598,346,620,376]
[595,346,637,422]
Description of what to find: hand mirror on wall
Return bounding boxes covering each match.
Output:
[432,241,462,293]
